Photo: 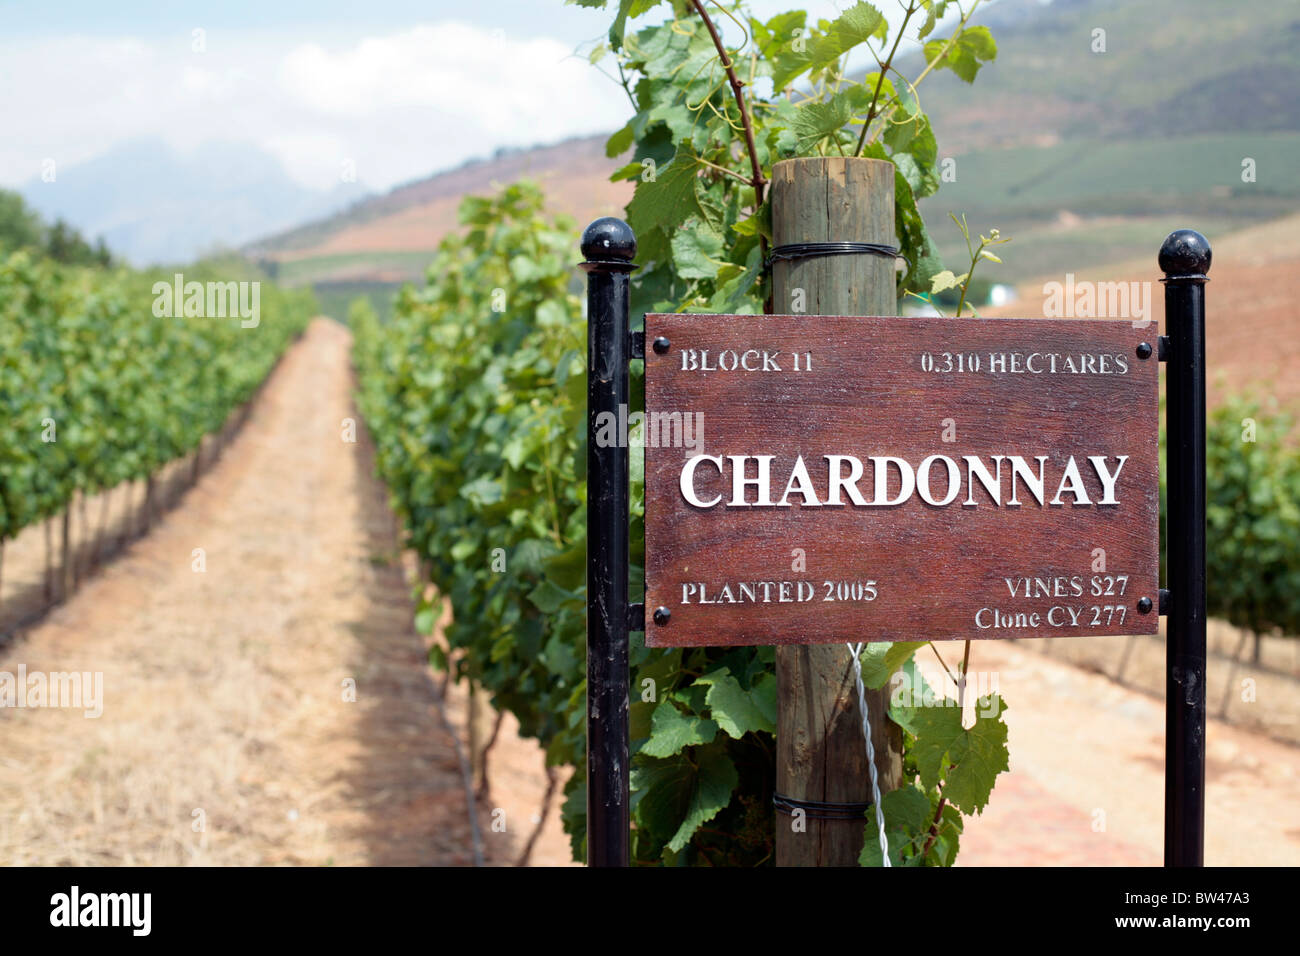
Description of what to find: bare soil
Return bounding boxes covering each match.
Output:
[989,209,1300,413]
[272,137,633,262]
[954,636,1300,866]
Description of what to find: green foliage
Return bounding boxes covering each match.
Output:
[1160,392,1300,639]
[860,640,926,689]
[354,181,597,841]
[890,661,1007,815]
[44,220,113,268]
[354,181,779,865]
[853,648,1008,865]
[909,213,1009,316]
[0,189,114,268]
[586,0,998,312]
[0,251,313,540]
[858,783,962,867]
[0,191,44,253]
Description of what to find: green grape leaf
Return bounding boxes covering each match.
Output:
[668,743,738,851]
[923,25,997,84]
[670,220,726,279]
[859,783,932,867]
[606,122,635,158]
[632,744,739,853]
[708,244,763,313]
[893,662,1009,815]
[639,698,718,757]
[527,579,581,614]
[930,270,964,294]
[791,91,854,152]
[859,640,925,689]
[696,668,776,738]
[626,144,724,245]
[459,475,503,506]
[939,698,1009,815]
[772,1,887,90]
[607,0,670,50]
[630,648,683,741]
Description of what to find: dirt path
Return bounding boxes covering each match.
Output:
[0,319,490,865]
[953,638,1300,866]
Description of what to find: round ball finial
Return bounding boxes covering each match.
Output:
[1159,229,1211,278]
[581,217,636,262]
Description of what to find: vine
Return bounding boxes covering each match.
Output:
[0,253,313,548]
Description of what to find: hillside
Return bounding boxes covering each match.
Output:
[913,0,1300,278]
[984,209,1300,414]
[912,0,1300,151]
[248,135,633,318]
[248,0,1300,308]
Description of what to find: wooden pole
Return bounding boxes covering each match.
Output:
[95,487,111,567]
[771,157,903,866]
[144,475,155,533]
[44,516,54,601]
[60,504,73,602]
[77,490,89,584]
[467,680,488,797]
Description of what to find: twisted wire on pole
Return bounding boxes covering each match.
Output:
[848,642,890,866]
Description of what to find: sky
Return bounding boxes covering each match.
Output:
[0,0,907,195]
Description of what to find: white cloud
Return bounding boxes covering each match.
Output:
[271,22,624,187]
[0,22,628,193]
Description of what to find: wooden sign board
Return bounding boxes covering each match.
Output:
[642,314,1160,647]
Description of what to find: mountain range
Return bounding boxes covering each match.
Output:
[20,139,368,266]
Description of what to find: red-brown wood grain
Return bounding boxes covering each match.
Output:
[643,313,1161,647]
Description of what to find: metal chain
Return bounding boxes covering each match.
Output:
[847,642,890,867]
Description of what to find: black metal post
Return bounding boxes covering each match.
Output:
[1160,228,1210,867]
[580,217,636,867]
